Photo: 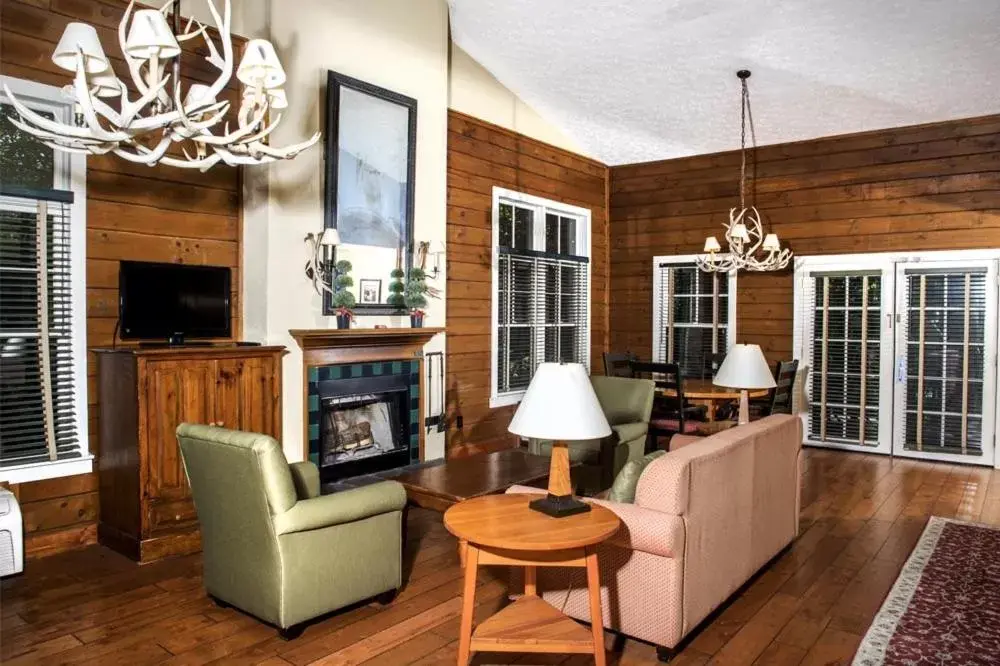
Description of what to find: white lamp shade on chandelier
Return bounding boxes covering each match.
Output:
[52,23,109,73]
[698,71,791,274]
[3,0,319,171]
[713,344,776,391]
[125,9,181,59]
[237,39,286,89]
[508,363,612,441]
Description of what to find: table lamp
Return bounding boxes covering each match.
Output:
[508,362,612,518]
[713,344,776,425]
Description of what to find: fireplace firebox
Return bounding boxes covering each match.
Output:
[308,360,420,483]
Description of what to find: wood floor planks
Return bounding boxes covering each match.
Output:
[2,449,999,666]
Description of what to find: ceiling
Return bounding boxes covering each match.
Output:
[448,0,1000,165]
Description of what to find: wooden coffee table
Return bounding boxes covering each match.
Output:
[444,494,620,666]
[383,448,558,512]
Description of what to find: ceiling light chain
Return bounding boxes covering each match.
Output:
[1,0,319,171]
[698,70,791,273]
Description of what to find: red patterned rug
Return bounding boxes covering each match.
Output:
[854,517,1000,665]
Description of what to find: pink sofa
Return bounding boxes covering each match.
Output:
[507,414,803,661]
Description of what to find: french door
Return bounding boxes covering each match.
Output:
[795,252,998,467]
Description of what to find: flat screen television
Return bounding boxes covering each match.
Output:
[119,261,231,341]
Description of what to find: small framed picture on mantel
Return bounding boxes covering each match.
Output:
[322,69,417,316]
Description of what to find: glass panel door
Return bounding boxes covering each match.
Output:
[798,263,895,454]
[892,261,997,464]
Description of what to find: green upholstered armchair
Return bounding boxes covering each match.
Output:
[176,424,407,639]
[526,375,655,494]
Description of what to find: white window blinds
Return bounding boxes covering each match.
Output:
[653,261,731,378]
[0,193,83,469]
[802,271,882,447]
[491,189,591,406]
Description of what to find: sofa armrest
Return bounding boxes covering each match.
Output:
[274,481,407,535]
[506,486,682,558]
[288,461,320,499]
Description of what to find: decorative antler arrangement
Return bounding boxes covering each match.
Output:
[1,0,318,171]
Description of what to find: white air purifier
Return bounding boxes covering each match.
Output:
[0,490,24,576]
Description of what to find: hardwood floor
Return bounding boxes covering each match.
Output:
[3,449,999,666]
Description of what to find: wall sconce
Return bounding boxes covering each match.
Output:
[304,227,340,295]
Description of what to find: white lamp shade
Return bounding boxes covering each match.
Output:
[703,236,722,253]
[762,233,781,251]
[508,363,612,441]
[88,71,122,98]
[731,223,750,242]
[237,39,287,89]
[713,344,776,390]
[267,87,288,110]
[184,83,217,109]
[52,23,109,73]
[320,228,340,246]
[125,9,181,60]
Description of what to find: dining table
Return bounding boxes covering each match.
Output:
[656,378,770,422]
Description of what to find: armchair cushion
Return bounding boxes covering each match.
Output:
[273,481,407,536]
[592,376,655,426]
[607,450,666,504]
[288,461,320,500]
[612,422,648,444]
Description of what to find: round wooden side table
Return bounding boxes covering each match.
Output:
[443,493,620,666]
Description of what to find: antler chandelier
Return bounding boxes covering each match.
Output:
[1,0,319,171]
[697,70,791,273]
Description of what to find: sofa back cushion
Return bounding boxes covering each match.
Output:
[607,450,666,503]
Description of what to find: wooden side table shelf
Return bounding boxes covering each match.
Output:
[443,494,620,666]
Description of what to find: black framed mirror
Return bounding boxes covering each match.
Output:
[322,70,417,316]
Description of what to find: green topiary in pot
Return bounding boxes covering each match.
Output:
[387,267,405,307]
[330,260,356,320]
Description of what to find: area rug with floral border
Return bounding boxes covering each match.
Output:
[853,516,1000,665]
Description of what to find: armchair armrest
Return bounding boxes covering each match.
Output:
[506,485,682,558]
[289,461,320,499]
[274,481,407,535]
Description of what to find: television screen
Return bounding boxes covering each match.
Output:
[119,261,231,340]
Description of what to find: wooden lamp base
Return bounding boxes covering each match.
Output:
[530,440,591,518]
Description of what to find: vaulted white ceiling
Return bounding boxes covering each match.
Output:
[448,0,1000,165]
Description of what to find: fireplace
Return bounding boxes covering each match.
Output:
[308,360,420,483]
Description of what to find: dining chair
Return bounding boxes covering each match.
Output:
[750,359,799,419]
[701,352,728,380]
[631,361,704,451]
[603,351,638,378]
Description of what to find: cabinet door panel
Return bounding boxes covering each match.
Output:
[216,356,281,437]
[144,360,216,507]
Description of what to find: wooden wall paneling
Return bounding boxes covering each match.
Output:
[445,111,610,458]
[2,0,246,558]
[608,113,1000,367]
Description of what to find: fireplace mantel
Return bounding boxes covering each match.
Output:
[290,327,444,352]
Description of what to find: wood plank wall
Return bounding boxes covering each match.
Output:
[609,114,1000,365]
[2,0,244,558]
[445,111,609,457]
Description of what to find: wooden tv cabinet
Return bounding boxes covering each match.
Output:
[94,345,286,563]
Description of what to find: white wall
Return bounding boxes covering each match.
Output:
[237,1,586,463]
[449,44,588,156]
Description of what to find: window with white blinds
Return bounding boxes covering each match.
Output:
[491,188,591,407]
[0,76,89,483]
[900,268,987,456]
[652,257,736,378]
[803,272,882,447]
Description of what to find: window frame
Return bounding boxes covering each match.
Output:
[490,187,592,408]
[651,254,738,368]
[0,75,90,484]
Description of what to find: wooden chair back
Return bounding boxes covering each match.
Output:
[631,360,684,414]
[603,351,637,378]
[768,359,799,415]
